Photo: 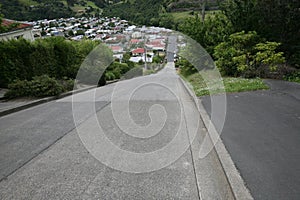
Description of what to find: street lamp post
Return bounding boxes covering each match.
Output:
[143,34,147,70]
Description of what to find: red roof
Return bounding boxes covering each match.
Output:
[110,46,122,51]
[130,39,141,44]
[132,48,145,54]
[1,19,33,32]
[116,35,125,40]
[151,39,165,44]
[148,41,164,46]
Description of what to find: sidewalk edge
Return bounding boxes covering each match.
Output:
[178,76,253,200]
[0,85,97,117]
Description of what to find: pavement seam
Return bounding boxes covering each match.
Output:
[0,101,111,183]
[178,76,254,200]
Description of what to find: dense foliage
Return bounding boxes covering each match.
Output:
[0,37,106,88]
[221,0,300,67]
[103,0,221,28]
[103,0,169,27]
[4,75,65,98]
[178,0,299,79]
[178,12,233,55]
[0,0,74,21]
[214,31,285,77]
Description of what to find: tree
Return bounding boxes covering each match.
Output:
[214,31,285,77]
[67,0,76,7]
[68,30,74,36]
[158,13,174,29]
[254,42,285,72]
[221,0,300,67]
[76,30,85,36]
[0,13,5,33]
[221,0,258,32]
[179,12,233,55]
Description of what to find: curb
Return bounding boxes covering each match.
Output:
[0,85,97,118]
[178,76,254,200]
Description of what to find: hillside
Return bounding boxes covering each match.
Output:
[0,0,104,21]
[0,0,222,22]
[102,0,222,27]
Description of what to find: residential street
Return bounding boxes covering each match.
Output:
[0,62,234,199]
[1,33,299,199]
[202,80,300,200]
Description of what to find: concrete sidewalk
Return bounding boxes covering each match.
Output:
[0,63,243,199]
[0,85,97,117]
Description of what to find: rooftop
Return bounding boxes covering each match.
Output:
[1,19,33,33]
[132,48,145,54]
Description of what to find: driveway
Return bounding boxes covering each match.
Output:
[201,79,300,200]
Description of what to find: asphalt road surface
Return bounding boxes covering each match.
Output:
[202,79,300,200]
[166,35,176,62]
[0,61,234,199]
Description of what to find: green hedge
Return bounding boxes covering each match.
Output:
[0,37,102,88]
[4,75,67,99]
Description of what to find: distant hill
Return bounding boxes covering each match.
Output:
[0,0,104,21]
[0,0,222,22]
[102,0,223,26]
[166,0,222,11]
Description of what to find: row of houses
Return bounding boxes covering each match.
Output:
[105,25,171,63]
[0,17,172,64]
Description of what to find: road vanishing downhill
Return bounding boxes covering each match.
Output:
[1,35,299,200]
[0,62,235,199]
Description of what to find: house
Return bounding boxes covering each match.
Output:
[110,45,123,54]
[130,47,153,63]
[131,31,142,39]
[129,55,153,63]
[130,39,142,44]
[132,48,145,56]
[0,19,34,41]
[113,54,123,61]
[146,39,166,51]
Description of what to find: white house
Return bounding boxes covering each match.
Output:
[0,19,34,41]
[131,31,142,39]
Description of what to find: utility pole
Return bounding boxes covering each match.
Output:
[143,34,147,70]
[201,0,207,22]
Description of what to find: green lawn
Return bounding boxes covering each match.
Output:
[70,1,101,14]
[170,11,194,22]
[182,73,269,96]
[170,10,221,23]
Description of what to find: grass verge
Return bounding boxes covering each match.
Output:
[170,11,194,22]
[181,73,269,96]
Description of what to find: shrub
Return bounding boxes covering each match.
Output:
[152,55,162,64]
[59,77,75,91]
[105,71,116,81]
[284,71,300,83]
[178,58,197,76]
[0,38,102,88]
[5,75,64,99]
[30,75,64,97]
[214,31,285,77]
